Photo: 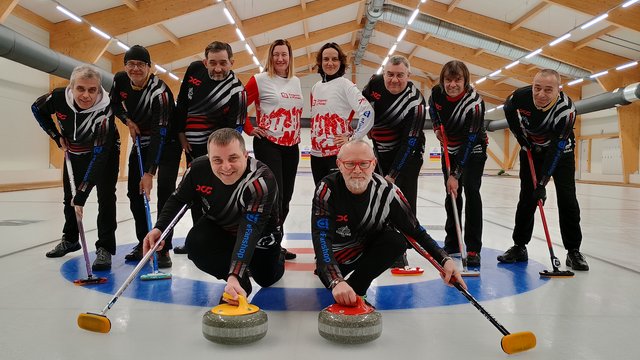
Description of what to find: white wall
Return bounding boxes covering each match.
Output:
[0,16,57,184]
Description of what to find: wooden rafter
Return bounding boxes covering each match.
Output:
[12,5,54,31]
[510,2,550,31]
[542,0,640,33]
[0,0,19,23]
[574,25,619,50]
[155,24,180,46]
[447,0,463,13]
[375,22,582,99]
[393,0,630,72]
[121,0,138,11]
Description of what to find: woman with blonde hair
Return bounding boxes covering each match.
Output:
[244,39,303,260]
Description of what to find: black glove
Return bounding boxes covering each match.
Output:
[533,185,546,204]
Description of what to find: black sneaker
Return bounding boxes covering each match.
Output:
[173,245,187,254]
[466,252,481,267]
[390,252,409,269]
[124,245,143,261]
[282,247,297,260]
[92,247,112,271]
[157,251,172,269]
[46,239,81,258]
[566,250,589,271]
[497,245,528,263]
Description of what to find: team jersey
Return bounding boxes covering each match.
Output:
[309,76,374,157]
[312,172,448,283]
[174,61,247,144]
[110,72,175,175]
[243,73,303,146]
[362,75,426,180]
[504,86,576,185]
[156,156,280,279]
[428,85,487,178]
[31,87,118,206]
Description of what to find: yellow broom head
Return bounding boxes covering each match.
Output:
[77,312,111,333]
[501,331,537,354]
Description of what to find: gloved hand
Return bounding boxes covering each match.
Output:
[533,185,546,204]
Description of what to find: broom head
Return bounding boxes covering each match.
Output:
[77,312,111,333]
[501,331,537,354]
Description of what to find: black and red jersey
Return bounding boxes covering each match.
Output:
[174,61,247,144]
[31,87,118,205]
[312,172,448,283]
[156,156,280,279]
[362,75,426,180]
[504,86,576,184]
[428,85,487,177]
[110,72,175,175]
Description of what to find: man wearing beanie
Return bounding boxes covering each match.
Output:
[172,41,247,254]
[110,45,181,267]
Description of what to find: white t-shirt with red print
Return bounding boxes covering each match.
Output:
[310,77,374,157]
[244,72,303,146]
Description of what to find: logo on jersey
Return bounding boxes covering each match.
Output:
[336,226,351,237]
[518,109,531,117]
[336,214,348,222]
[370,91,381,100]
[223,105,230,114]
[119,91,128,100]
[312,99,327,106]
[188,88,193,100]
[55,112,67,120]
[188,76,202,86]
[196,185,213,195]
[435,103,442,111]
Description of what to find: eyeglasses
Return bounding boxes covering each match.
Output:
[125,61,148,69]
[339,160,374,170]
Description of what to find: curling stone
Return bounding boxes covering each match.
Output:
[202,293,268,345]
[318,297,382,344]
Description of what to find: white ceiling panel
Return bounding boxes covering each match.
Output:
[19,0,122,23]
[455,0,546,25]
[306,3,360,32]
[589,40,639,64]
[230,0,304,19]
[162,4,227,39]
[249,22,305,48]
[520,4,593,38]
[115,27,168,51]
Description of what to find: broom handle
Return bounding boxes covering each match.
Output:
[525,149,560,271]
[135,136,158,273]
[64,152,94,279]
[440,125,468,267]
[100,204,188,315]
[404,234,511,336]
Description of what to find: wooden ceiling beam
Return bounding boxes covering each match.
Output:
[155,24,180,46]
[375,22,583,99]
[121,0,138,12]
[11,5,54,32]
[542,0,640,33]
[393,0,630,72]
[510,2,550,31]
[574,25,619,50]
[447,0,463,13]
[0,0,19,23]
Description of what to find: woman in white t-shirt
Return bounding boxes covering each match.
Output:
[244,39,303,260]
[309,42,374,185]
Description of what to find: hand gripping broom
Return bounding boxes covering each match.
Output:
[77,204,188,333]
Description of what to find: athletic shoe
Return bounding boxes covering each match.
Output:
[173,245,187,254]
[45,239,81,258]
[566,250,589,271]
[92,247,112,271]
[124,245,143,261]
[466,252,481,267]
[390,252,409,269]
[157,251,172,269]
[283,248,297,260]
[497,245,528,263]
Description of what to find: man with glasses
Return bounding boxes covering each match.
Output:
[110,45,181,266]
[173,41,247,253]
[311,140,463,306]
[363,55,427,268]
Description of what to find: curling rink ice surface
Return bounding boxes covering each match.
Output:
[1,171,639,360]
